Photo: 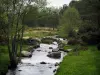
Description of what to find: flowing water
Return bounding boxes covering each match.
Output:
[7,42,66,75]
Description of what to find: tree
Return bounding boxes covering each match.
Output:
[34,0,47,8]
[69,0,100,44]
[23,5,38,27]
[23,6,60,28]
[59,7,81,38]
[59,4,68,16]
[0,0,34,69]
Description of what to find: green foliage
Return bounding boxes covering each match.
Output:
[0,53,9,75]
[78,21,100,44]
[23,6,59,28]
[24,6,38,27]
[68,38,82,45]
[69,0,100,44]
[0,12,8,42]
[0,45,8,53]
[59,7,81,38]
[97,43,100,51]
[63,45,73,50]
[56,46,100,75]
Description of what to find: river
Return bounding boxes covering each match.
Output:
[7,41,67,75]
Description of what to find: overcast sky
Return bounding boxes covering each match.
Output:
[47,0,72,7]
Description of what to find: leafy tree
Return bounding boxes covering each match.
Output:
[59,7,81,38]
[24,6,60,28]
[23,5,38,27]
[69,0,100,44]
[59,4,68,16]
[0,0,35,69]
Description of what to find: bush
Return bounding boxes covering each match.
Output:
[68,38,82,45]
[97,43,100,51]
[81,33,100,45]
[80,46,88,51]
[22,38,40,45]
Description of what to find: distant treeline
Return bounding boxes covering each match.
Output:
[23,6,59,28]
[58,0,100,45]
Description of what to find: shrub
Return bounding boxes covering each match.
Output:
[97,43,100,51]
[80,46,88,51]
[22,38,40,45]
[68,38,82,45]
[73,45,81,55]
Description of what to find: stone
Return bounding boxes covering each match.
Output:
[49,47,53,49]
[53,69,56,73]
[49,67,52,69]
[59,48,72,52]
[37,50,41,52]
[18,70,22,71]
[34,44,40,49]
[47,52,61,59]
[67,49,72,52]
[52,42,58,45]
[55,62,59,66]
[52,48,59,52]
[40,62,47,64]
[27,38,40,45]
[21,51,32,57]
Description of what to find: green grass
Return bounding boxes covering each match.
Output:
[63,45,74,50]
[56,46,100,75]
[0,45,9,75]
[0,54,9,75]
[23,27,57,38]
[0,45,8,53]
[0,45,31,75]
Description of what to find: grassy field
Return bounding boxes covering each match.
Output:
[56,46,100,75]
[23,27,57,38]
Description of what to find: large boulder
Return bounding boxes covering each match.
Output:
[47,52,61,59]
[41,37,59,44]
[52,48,59,52]
[40,62,47,64]
[21,51,32,57]
[52,41,58,45]
[27,38,40,45]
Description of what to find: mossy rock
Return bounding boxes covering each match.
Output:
[41,38,59,44]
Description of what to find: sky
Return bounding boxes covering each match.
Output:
[47,0,72,7]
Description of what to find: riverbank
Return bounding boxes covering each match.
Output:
[0,46,9,75]
[56,46,100,75]
[7,42,65,75]
[23,27,57,38]
[0,28,57,75]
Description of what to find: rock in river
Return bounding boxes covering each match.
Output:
[21,51,32,57]
[40,62,47,64]
[52,48,59,52]
[47,51,61,59]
